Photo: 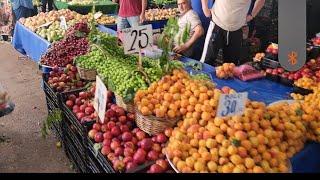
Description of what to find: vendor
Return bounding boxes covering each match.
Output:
[200,0,265,66]
[112,0,147,31]
[173,0,204,58]
[11,0,34,23]
[41,0,53,12]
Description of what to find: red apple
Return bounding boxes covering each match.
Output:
[66,100,74,108]
[149,164,164,173]
[136,131,146,140]
[106,109,116,118]
[114,147,124,156]
[101,146,111,156]
[266,68,272,74]
[103,132,113,139]
[123,156,133,164]
[152,143,162,152]
[156,159,168,170]
[94,132,104,143]
[147,150,159,161]
[101,124,108,132]
[124,147,134,157]
[85,106,94,115]
[124,142,135,149]
[75,98,82,106]
[133,148,146,165]
[110,141,121,151]
[102,139,111,146]
[140,138,153,151]
[107,121,116,130]
[93,123,101,131]
[156,133,167,144]
[120,125,130,133]
[118,116,127,124]
[126,162,138,172]
[122,132,133,142]
[116,107,126,117]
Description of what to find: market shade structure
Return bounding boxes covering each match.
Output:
[54,0,119,15]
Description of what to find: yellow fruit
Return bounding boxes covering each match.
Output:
[207,161,218,172]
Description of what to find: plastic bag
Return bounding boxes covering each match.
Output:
[0,84,14,117]
[233,64,265,81]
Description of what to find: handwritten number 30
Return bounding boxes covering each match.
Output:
[221,100,237,116]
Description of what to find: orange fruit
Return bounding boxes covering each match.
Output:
[195,104,202,113]
[230,154,243,165]
[235,131,247,141]
[201,112,211,121]
[207,161,218,172]
[189,96,197,105]
[168,110,176,118]
[216,134,225,143]
[187,105,195,112]
[141,106,151,116]
[180,108,187,115]
[245,158,255,169]
[164,93,173,102]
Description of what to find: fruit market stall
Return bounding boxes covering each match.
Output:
[54,0,119,15]
[13,11,320,173]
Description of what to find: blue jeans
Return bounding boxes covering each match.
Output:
[117,16,140,31]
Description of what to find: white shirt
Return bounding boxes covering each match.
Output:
[175,10,202,56]
[211,0,251,31]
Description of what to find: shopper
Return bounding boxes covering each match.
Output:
[11,0,34,23]
[41,0,53,12]
[0,0,13,38]
[200,0,265,66]
[173,0,204,58]
[112,0,147,31]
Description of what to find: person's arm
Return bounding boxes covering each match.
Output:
[112,0,119,3]
[173,24,204,54]
[139,0,147,23]
[247,0,265,22]
[201,0,211,18]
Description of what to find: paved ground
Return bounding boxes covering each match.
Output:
[0,42,74,173]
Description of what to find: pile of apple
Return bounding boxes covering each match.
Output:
[265,59,320,82]
[215,63,236,79]
[265,43,278,55]
[47,64,87,92]
[88,104,171,173]
[65,85,113,124]
[145,8,178,21]
[311,37,320,46]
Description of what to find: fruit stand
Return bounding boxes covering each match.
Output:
[54,0,119,15]
[11,8,320,173]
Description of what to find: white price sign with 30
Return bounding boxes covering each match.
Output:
[123,25,153,54]
[217,92,248,117]
[94,76,108,124]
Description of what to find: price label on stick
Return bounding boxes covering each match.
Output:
[123,24,153,54]
[217,92,248,117]
[60,16,68,30]
[94,76,108,124]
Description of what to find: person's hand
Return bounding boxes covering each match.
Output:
[173,44,188,54]
[246,14,254,22]
[139,13,146,24]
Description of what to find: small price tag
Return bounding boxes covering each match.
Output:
[60,16,68,30]
[123,24,153,54]
[94,12,103,20]
[217,92,248,117]
[94,76,108,124]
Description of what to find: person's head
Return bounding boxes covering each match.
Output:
[177,0,191,15]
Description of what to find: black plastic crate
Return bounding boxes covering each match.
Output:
[293,85,314,96]
[63,133,88,173]
[45,95,64,140]
[261,57,280,69]
[62,114,88,157]
[43,74,60,108]
[87,139,116,173]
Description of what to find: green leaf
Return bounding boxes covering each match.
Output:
[295,108,304,116]
[231,139,241,147]
[264,113,272,120]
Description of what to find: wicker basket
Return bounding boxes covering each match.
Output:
[135,107,181,135]
[115,93,135,113]
[77,66,97,81]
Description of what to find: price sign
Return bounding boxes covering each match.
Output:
[94,76,108,124]
[60,16,68,30]
[217,92,248,117]
[123,24,153,54]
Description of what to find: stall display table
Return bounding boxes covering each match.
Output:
[54,0,118,15]
[12,22,51,62]
[99,19,168,32]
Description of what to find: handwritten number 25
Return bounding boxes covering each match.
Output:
[129,28,149,51]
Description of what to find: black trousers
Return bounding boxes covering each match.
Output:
[42,0,53,12]
[204,24,243,66]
